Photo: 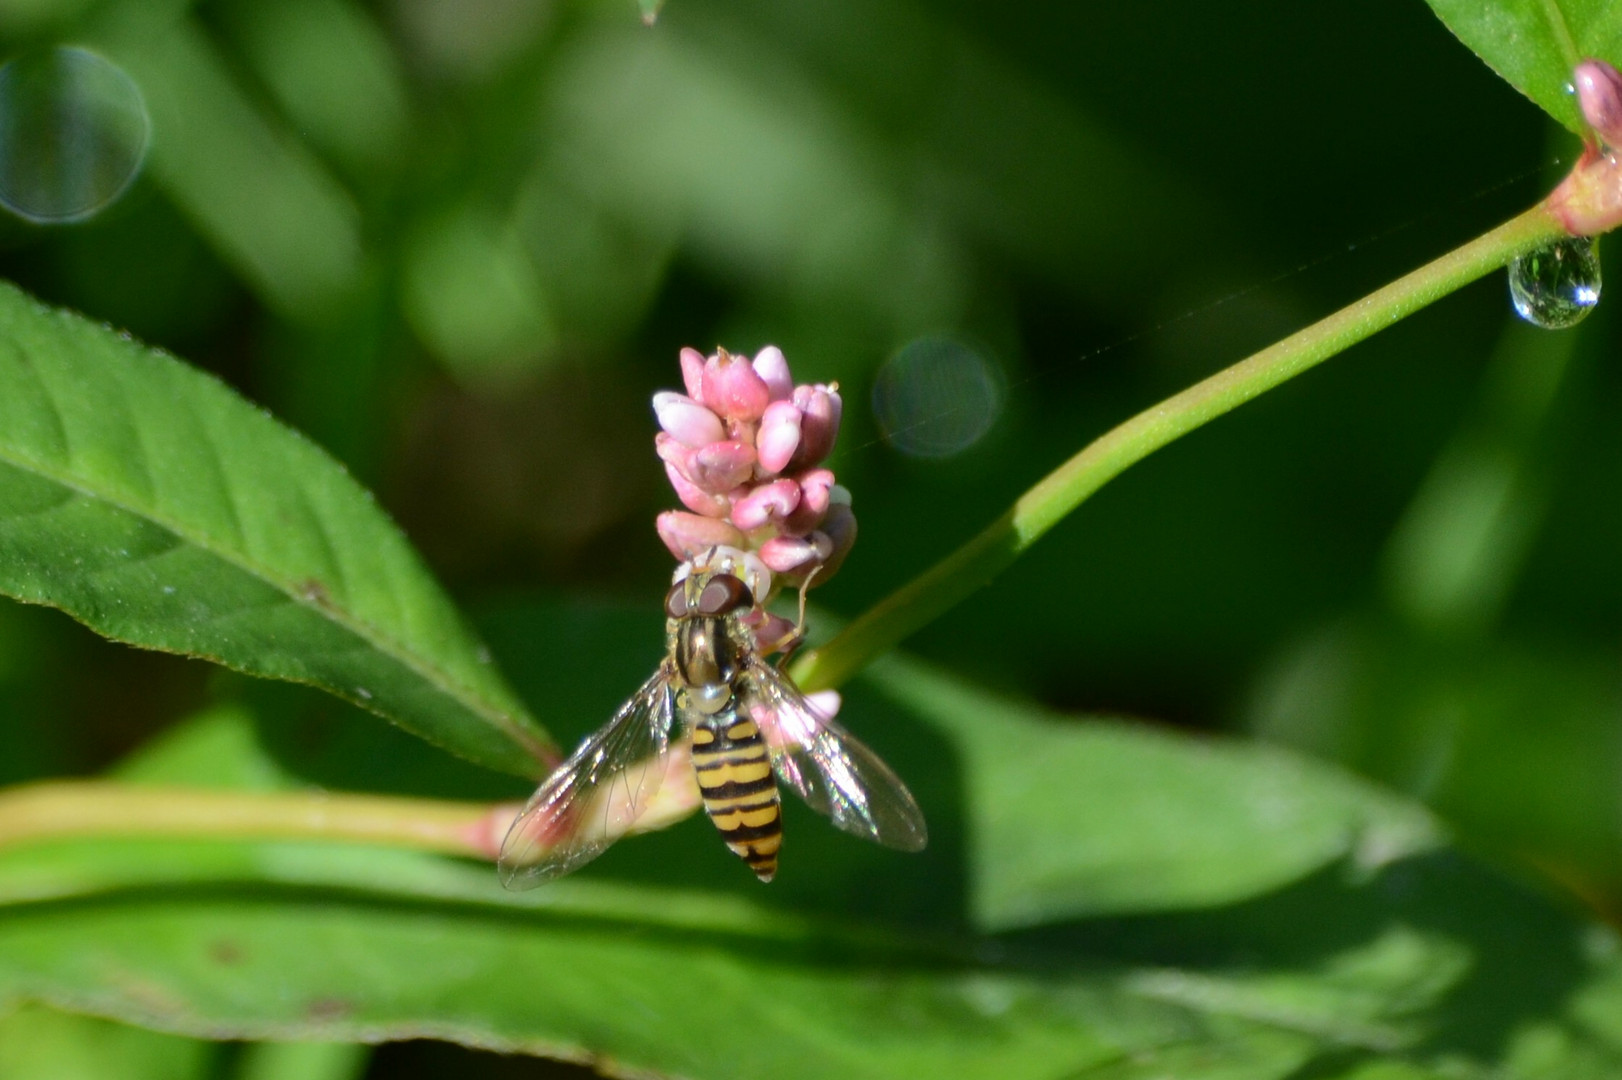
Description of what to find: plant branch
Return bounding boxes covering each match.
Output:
[792,201,1567,693]
[0,781,503,858]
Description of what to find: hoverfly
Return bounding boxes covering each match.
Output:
[498,549,927,887]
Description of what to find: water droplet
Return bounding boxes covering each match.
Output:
[356,687,373,701]
[872,335,1003,458]
[0,47,150,224]
[1509,236,1601,329]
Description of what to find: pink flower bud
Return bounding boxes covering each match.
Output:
[742,609,797,654]
[665,463,731,517]
[700,349,771,421]
[817,502,857,579]
[730,477,801,531]
[783,468,834,535]
[1577,59,1622,148]
[654,431,693,470]
[657,511,745,560]
[756,400,803,474]
[789,384,841,468]
[752,346,793,401]
[679,347,706,399]
[690,440,757,493]
[652,391,724,449]
[805,689,841,720]
[759,534,824,574]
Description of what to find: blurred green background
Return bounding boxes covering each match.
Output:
[0,0,1616,1074]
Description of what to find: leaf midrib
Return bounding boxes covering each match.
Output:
[1540,0,1582,74]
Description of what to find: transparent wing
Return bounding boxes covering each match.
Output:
[498,668,677,889]
[747,661,928,852]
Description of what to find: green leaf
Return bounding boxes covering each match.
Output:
[1424,0,1622,133]
[3,644,1622,1077]
[0,280,552,776]
[0,1003,214,1080]
[861,656,1440,931]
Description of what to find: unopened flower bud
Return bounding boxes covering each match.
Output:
[752,346,793,401]
[731,477,800,531]
[665,463,731,517]
[679,347,707,399]
[805,689,841,721]
[690,441,757,493]
[756,400,803,474]
[817,502,857,578]
[1577,59,1622,148]
[783,468,834,535]
[653,391,724,449]
[743,609,797,653]
[701,349,771,421]
[759,534,826,574]
[789,384,841,468]
[656,511,745,560]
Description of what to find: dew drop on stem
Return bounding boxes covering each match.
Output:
[1509,236,1602,329]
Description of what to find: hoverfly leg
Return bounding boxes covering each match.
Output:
[764,565,821,667]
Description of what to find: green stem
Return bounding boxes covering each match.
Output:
[0,780,498,858]
[791,202,1566,693]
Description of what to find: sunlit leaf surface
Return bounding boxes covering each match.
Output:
[1424,0,1622,132]
[0,283,551,776]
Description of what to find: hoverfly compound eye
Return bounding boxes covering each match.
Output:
[697,573,753,616]
[664,581,690,619]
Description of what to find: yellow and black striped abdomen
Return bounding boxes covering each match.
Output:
[691,712,782,881]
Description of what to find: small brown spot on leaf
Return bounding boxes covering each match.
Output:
[298,579,333,607]
[305,997,354,1022]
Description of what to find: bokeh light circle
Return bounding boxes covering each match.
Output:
[872,335,1003,458]
[0,46,150,224]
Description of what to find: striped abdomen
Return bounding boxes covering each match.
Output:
[691,710,782,881]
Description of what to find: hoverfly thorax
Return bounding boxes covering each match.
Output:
[665,571,753,698]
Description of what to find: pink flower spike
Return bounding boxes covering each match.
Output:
[730,477,801,530]
[1577,60,1622,148]
[653,391,724,449]
[679,347,707,399]
[756,400,803,474]
[752,346,793,401]
[789,384,842,467]
[656,511,745,560]
[665,463,732,517]
[690,440,757,493]
[700,348,771,421]
[783,468,834,535]
[759,534,822,574]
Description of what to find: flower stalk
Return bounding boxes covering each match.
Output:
[0,781,501,858]
[790,201,1567,693]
